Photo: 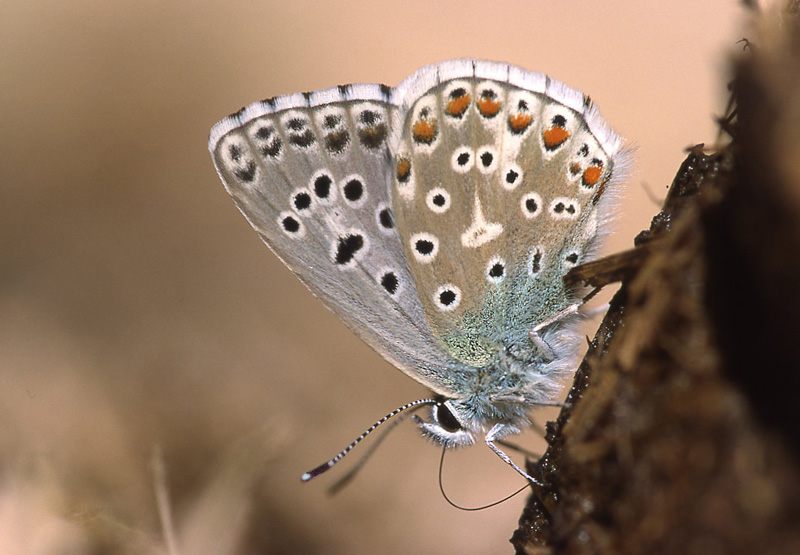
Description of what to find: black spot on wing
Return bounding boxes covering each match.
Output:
[358,109,388,150]
[506,169,519,185]
[334,233,364,265]
[343,178,364,202]
[282,215,300,233]
[323,114,342,129]
[293,192,311,211]
[255,126,273,140]
[255,126,282,158]
[234,161,257,182]
[313,174,333,199]
[530,250,542,274]
[378,208,394,229]
[289,130,316,148]
[415,239,434,255]
[439,289,456,306]
[325,130,350,154]
[261,140,282,158]
[360,110,378,125]
[287,118,305,131]
[381,272,398,294]
[565,252,579,264]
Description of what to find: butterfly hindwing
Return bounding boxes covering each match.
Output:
[210,88,468,395]
[390,61,623,366]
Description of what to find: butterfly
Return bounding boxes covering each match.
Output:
[208,59,626,484]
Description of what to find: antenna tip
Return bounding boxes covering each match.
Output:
[300,472,312,482]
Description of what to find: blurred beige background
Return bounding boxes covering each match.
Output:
[1,1,743,554]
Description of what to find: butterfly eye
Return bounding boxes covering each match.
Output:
[435,403,462,433]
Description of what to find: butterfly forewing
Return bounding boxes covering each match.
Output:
[391,62,621,366]
[210,90,468,395]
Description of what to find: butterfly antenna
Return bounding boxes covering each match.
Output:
[301,398,437,482]
[437,448,531,511]
[327,412,408,495]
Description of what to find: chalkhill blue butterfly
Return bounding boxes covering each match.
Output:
[209,60,626,484]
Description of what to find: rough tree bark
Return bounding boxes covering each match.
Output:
[512,4,800,554]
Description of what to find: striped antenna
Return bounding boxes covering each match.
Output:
[300,398,438,482]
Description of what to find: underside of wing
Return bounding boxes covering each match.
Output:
[390,60,628,367]
[209,86,469,395]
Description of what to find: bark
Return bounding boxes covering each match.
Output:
[512,5,800,554]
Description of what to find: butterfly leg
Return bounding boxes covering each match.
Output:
[533,302,581,333]
[581,302,610,320]
[496,438,541,460]
[528,302,582,359]
[485,424,543,485]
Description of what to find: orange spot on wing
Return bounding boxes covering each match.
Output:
[477,98,502,117]
[412,119,438,144]
[582,165,602,187]
[508,113,533,133]
[396,158,411,182]
[445,94,472,117]
[543,127,570,150]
